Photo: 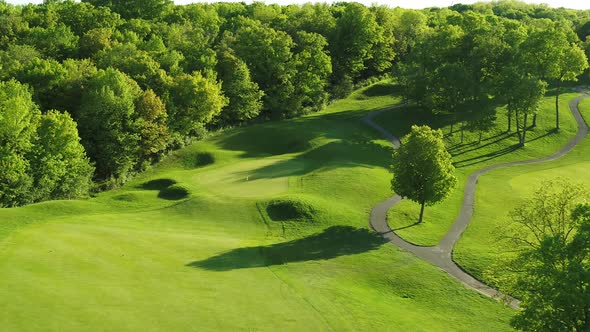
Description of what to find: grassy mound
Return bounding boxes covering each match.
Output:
[265,197,317,222]
[158,184,190,200]
[181,152,215,168]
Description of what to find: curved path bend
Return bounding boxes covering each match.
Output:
[364,89,589,309]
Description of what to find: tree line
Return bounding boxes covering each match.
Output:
[0,0,399,206]
[1,0,589,207]
[400,3,589,146]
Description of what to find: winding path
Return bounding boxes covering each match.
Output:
[364,89,589,309]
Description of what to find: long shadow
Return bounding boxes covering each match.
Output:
[234,140,393,180]
[392,221,421,231]
[446,140,479,152]
[448,131,515,157]
[447,131,512,152]
[525,128,557,143]
[188,226,387,271]
[453,144,521,168]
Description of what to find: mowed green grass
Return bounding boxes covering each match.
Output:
[376,89,580,245]
[454,94,590,282]
[0,81,514,331]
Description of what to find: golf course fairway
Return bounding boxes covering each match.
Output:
[0,81,515,331]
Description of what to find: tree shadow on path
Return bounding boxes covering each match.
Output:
[187,226,387,271]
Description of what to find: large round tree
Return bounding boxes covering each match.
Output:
[391,125,456,223]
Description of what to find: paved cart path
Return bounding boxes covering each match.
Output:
[364,90,589,309]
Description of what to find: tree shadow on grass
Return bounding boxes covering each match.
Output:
[187,226,387,271]
[453,144,521,168]
[392,221,421,231]
[447,131,515,157]
[451,128,557,168]
[232,140,393,181]
[139,178,177,190]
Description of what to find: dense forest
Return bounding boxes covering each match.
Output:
[0,0,589,207]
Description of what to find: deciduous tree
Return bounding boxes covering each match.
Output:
[391,125,457,223]
[29,110,94,201]
[497,179,590,331]
[167,72,227,136]
[215,48,263,124]
[78,68,142,181]
[0,80,39,207]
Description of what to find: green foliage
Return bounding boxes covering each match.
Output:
[281,3,336,37]
[227,17,295,118]
[289,31,332,116]
[0,45,41,80]
[83,0,172,20]
[391,8,427,59]
[53,59,99,116]
[391,125,457,223]
[79,28,113,58]
[215,48,263,124]
[496,180,590,331]
[15,57,67,111]
[0,80,39,207]
[134,89,170,162]
[330,2,384,84]
[368,6,396,75]
[29,110,94,202]
[162,21,219,73]
[24,23,79,60]
[78,68,142,181]
[95,43,169,95]
[167,71,227,136]
[56,1,121,36]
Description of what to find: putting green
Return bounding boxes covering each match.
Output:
[196,158,307,197]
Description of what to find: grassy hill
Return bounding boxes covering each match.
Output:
[0,81,514,331]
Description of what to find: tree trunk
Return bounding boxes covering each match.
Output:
[418,199,426,223]
[532,113,537,128]
[450,121,454,136]
[522,113,528,146]
[479,130,483,143]
[515,110,523,145]
[555,82,561,130]
[507,109,512,132]
[460,122,465,144]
